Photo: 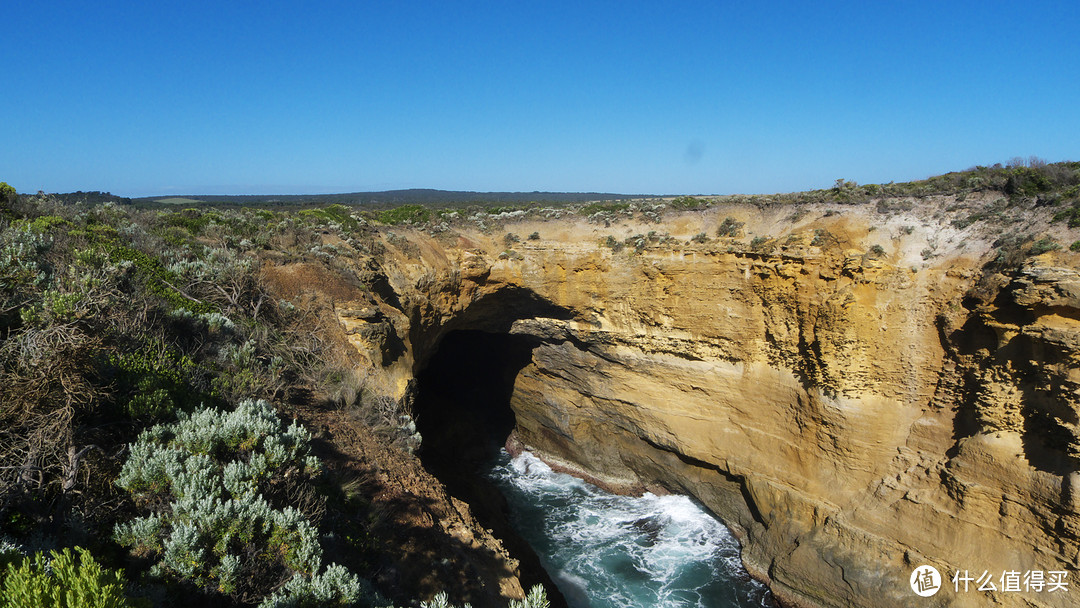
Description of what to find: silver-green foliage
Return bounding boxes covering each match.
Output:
[114,399,360,606]
[509,586,550,608]
[259,563,364,608]
[415,585,548,608]
[0,226,50,301]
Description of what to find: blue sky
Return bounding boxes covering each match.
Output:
[3,1,1079,197]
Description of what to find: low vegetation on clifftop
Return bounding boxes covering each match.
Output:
[1,158,1079,608]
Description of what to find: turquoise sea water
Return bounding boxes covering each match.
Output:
[486,450,776,608]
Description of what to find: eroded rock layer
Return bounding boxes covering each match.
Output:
[346,199,1080,608]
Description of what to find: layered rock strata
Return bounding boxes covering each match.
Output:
[342,200,1080,608]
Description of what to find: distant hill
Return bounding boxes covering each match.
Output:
[49,190,134,205]
[128,189,650,208]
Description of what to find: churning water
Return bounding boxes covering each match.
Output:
[486,450,776,608]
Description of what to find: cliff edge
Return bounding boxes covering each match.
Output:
[345,190,1080,608]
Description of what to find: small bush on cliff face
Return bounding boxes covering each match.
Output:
[1029,236,1060,256]
[749,236,773,252]
[715,217,744,238]
[601,235,624,252]
[114,400,361,606]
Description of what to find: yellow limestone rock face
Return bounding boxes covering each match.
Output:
[358,206,1080,608]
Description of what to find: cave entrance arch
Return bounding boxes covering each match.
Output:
[409,288,573,607]
[411,286,573,476]
[413,329,539,472]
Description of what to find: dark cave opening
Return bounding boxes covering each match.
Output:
[412,328,568,608]
[413,329,537,472]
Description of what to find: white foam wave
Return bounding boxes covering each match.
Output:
[488,449,774,608]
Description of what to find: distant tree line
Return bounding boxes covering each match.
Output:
[49,191,133,205]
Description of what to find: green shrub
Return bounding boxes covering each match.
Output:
[750,236,771,251]
[378,205,431,225]
[625,234,648,254]
[0,538,22,573]
[527,231,540,241]
[114,400,361,606]
[868,244,886,257]
[97,239,215,314]
[715,217,744,238]
[690,232,709,244]
[258,564,364,608]
[581,202,629,216]
[1070,240,1080,252]
[298,205,361,232]
[107,345,203,421]
[1029,237,1060,255]
[0,547,136,608]
[811,229,836,248]
[601,235,624,252]
[1051,201,1080,227]
[417,585,549,608]
[0,227,51,303]
[668,196,706,210]
[1004,167,1053,197]
[13,215,70,234]
[159,208,224,236]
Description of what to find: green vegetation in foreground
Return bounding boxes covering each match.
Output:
[1,547,138,608]
[0,187,549,607]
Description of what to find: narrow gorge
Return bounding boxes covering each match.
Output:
[332,193,1080,608]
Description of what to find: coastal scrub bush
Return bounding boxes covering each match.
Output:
[750,236,772,252]
[418,585,549,608]
[601,235,624,252]
[378,205,431,226]
[0,182,16,210]
[0,225,51,308]
[1029,237,1060,256]
[114,399,361,606]
[297,205,362,232]
[715,217,744,238]
[669,196,702,210]
[509,586,551,608]
[581,202,629,216]
[0,547,136,608]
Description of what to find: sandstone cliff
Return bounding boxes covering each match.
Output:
[340,194,1080,608]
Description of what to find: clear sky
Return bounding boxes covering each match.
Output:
[3,1,1079,197]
